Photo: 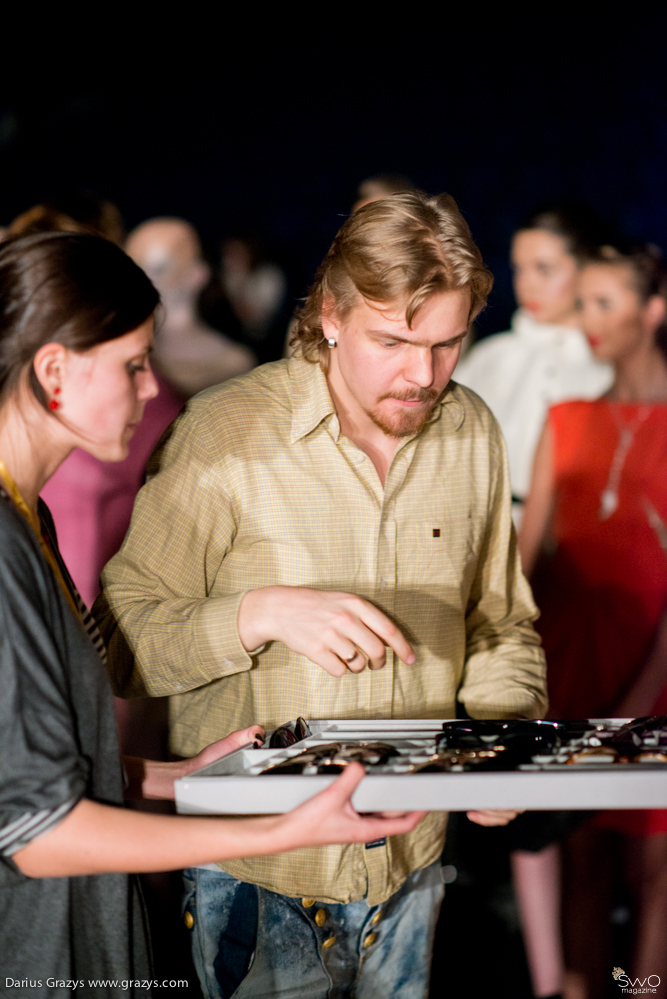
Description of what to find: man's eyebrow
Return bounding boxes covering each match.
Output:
[366,329,468,346]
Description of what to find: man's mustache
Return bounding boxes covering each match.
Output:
[378,388,440,403]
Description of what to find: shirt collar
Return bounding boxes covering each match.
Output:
[288,354,464,444]
[289,356,337,444]
[511,308,584,344]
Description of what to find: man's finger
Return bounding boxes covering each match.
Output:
[356,603,415,665]
[316,650,351,678]
[340,621,387,670]
[467,809,521,827]
[330,641,368,674]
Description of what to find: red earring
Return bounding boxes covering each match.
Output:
[50,387,61,411]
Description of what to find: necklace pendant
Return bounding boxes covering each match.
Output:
[599,489,618,520]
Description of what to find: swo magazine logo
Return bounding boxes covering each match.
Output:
[613,966,661,994]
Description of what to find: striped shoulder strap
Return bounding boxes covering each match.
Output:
[0,484,107,665]
[37,502,108,665]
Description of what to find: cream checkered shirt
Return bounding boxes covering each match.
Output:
[97,355,547,905]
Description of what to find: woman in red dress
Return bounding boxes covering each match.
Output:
[516,243,667,999]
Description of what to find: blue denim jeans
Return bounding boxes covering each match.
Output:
[182,861,444,999]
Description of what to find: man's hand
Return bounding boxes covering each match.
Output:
[466,809,524,827]
[238,586,415,677]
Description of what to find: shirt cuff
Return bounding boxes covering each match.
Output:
[0,796,79,857]
[192,591,257,678]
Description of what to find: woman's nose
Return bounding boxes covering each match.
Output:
[140,365,160,401]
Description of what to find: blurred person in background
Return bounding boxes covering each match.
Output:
[7,190,125,245]
[126,218,255,398]
[456,205,614,526]
[219,232,288,363]
[516,243,667,999]
[352,172,416,212]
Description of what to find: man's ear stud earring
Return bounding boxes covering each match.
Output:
[327,338,337,349]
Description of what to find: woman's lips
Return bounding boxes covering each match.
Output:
[587,335,602,349]
[523,301,541,313]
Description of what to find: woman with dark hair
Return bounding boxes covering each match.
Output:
[516,242,667,998]
[456,204,613,526]
[0,232,423,997]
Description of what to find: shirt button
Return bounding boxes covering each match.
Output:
[315,908,327,927]
[302,898,315,908]
[322,935,336,949]
[371,909,382,926]
[357,861,365,871]
[174,683,184,691]
[184,911,194,929]
[363,932,377,948]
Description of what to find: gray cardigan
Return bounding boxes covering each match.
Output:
[0,496,151,998]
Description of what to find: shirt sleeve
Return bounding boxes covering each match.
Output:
[0,525,88,883]
[95,407,255,698]
[458,421,548,720]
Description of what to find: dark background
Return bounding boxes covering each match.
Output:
[2,13,667,339]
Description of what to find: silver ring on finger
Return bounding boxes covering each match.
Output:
[345,650,360,663]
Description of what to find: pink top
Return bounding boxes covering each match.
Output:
[41,373,183,607]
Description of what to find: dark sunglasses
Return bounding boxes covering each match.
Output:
[268,717,312,749]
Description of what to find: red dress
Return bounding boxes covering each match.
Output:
[533,400,667,836]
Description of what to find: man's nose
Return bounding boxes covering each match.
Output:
[404,349,435,387]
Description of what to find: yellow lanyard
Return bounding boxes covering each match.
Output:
[0,457,79,617]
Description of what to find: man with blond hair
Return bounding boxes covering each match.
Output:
[98,192,547,999]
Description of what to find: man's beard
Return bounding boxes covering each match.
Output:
[365,388,441,438]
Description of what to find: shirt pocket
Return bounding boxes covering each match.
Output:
[397,520,475,589]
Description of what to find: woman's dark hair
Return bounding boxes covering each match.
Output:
[583,240,667,302]
[0,231,159,406]
[583,240,667,356]
[517,203,616,263]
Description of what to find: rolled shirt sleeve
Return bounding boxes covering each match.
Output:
[96,408,256,698]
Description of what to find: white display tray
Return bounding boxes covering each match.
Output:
[174,718,667,815]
